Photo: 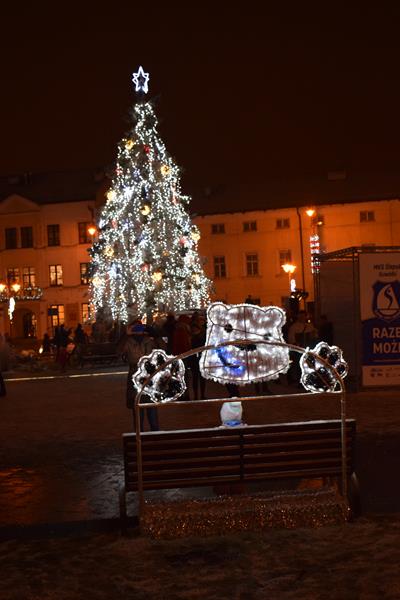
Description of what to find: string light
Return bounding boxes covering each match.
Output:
[89,71,211,322]
[200,302,289,385]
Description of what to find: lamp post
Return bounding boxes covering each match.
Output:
[87,224,97,243]
[281,263,296,292]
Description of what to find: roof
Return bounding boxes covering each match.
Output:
[1,168,400,214]
[189,171,400,216]
[0,168,106,205]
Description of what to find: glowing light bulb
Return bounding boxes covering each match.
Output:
[140,204,151,215]
[125,139,135,150]
[152,271,163,283]
[191,230,201,242]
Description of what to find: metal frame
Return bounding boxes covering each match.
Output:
[315,245,400,389]
[133,338,347,522]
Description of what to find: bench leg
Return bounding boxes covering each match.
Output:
[348,472,361,519]
[119,483,128,535]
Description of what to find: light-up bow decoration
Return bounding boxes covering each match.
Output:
[199,302,290,385]
[133,349,186,402]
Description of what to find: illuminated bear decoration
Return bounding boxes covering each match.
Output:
[199,302,289,385]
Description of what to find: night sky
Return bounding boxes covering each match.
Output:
[2,3,400,195]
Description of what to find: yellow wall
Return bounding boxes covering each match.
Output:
[194,199,400,307]
[0,194,95,339]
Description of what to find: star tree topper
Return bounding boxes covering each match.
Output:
[132,66,150,94]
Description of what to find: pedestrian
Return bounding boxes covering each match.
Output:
[42,333,52,354]
[172,314,192,400]
[288,311,318,386]
[162,312,176,354]
[189,312,207,399]
[0,333,9,396]
[121,322,159,431]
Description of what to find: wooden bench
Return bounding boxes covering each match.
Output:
[119,418,358,531]
[79,343,119,366]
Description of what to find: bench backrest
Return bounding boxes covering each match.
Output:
[123,419,356,492]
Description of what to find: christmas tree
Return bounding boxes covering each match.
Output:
[90,67,211,322]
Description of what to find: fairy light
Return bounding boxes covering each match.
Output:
[89,72,211,322]
[200,302,290,385]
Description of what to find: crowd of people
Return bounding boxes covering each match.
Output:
[0,306,334,429]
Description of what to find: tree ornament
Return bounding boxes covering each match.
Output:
[160,164,171,176]
[140,204,151,216]
[125,138,135,150]
[191,229,201,242]
[107,190,116,202]
[141,264,150,272]
[152,271,163,283]
[143,145,150,154]
[132,66,150,95]
[103,245,114,258]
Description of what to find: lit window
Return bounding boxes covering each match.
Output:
[276,218,290,229]
[47,224,60,246]
[211,223,225,234]
[360,211,375,222]
[214,256,226,278]
[81,303,92,322]
[21,226,33,248]
[49,304,65,327]
[49,264,63,286]
[78,222,91,244]
[246,253,259,276]
[23,267,36,287]
[80,263,90,285]
[7,267,20,284]
[5,228,17,249]
[243,221,257,232]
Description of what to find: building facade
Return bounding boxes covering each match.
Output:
[194,199,400,308]
[1,169,400,340]
[0,193,95,339]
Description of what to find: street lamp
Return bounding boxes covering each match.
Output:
[282,263,296,292]
[87,225,97,237]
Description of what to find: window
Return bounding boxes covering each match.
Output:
[78,222,91,244]
[80,262,90,285]
[246,253,259,276]
[81,303,92,322]
[360,210,375,222]
[5,228,17,249]
[21,226,33,248]
[279,249,292,266]
[49,304,65,327]
[49,264,63,286]
[211,223,225,234]
[23,267,36,288]
[47,224,60,246]
[214,256,226,278]
[243,221,257,232]
[276,218,290,229]
[7,267,20,284]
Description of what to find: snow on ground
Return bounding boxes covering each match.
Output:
[1,516,400,599]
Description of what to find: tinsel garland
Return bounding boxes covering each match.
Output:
[141,488,350,539]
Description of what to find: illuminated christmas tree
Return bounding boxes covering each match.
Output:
[90,67,211,322]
